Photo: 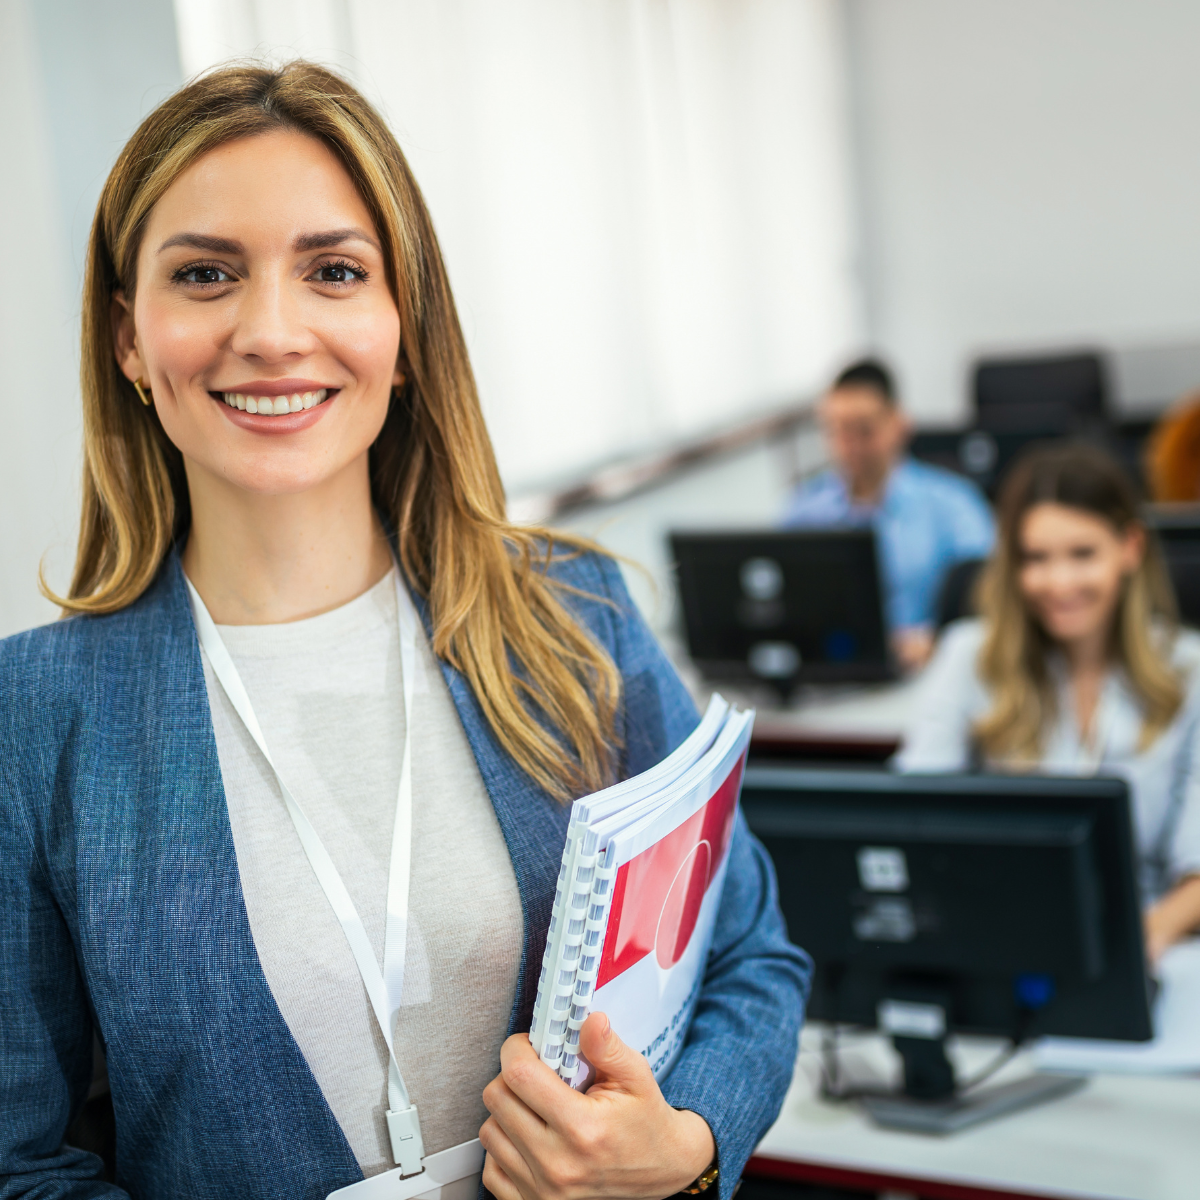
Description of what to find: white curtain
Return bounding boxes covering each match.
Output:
[173,0,860,494]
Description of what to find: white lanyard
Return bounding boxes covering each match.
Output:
[187,571,429,1177]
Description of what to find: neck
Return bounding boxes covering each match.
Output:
[181,454,394,625]
[847,462,892,505]
[1059,626,1112,675]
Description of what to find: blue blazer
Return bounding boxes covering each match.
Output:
[0,549,811,1200]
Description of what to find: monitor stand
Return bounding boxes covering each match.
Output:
[860,1035,1087,1135]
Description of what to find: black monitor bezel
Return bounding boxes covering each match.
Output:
[742,766,1153,1043]
[668,528,894,686]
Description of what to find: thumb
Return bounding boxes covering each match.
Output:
[578,1012,653,1093]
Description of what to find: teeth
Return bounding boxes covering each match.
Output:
[221,389,328,415]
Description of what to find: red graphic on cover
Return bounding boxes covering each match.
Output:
[595,752,745,989]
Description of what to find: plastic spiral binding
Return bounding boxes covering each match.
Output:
[558,849,618,1083]
[531,824,599,1069]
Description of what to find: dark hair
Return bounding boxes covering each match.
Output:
[998,441,1146,526]
[832,357,895,404]
[974,441,1181,759]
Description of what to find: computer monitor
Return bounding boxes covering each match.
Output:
[742,767,1153,1131]
[973,352,1108,435]
[1144,504,1200,629]
[668,530,892,695]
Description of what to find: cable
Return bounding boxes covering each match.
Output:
[817,1023,1028,1103]
[954,1038,1022,1094]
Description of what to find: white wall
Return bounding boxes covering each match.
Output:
[846,0,1200,423]
[0,0,79,637]
[0,0,181,638]
[173,0,863,494]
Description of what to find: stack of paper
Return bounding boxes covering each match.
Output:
[529,695,754,1087]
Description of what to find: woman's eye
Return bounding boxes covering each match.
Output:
[311,262,365,285]
[178,265,232,285]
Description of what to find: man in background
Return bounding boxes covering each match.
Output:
[782,358,994,671]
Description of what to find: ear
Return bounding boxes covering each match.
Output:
[392,351,407,390]
[111,290,146,384]
[1121,522,1147,574]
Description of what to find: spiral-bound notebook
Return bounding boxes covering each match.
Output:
[530,696,754,1087]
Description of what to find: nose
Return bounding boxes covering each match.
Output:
[1041,557,1085,596]
[228,274,318,364]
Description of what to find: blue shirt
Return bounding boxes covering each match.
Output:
[781,457,995,630]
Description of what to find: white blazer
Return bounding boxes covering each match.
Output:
[897,618,1200,901]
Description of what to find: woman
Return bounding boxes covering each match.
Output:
[0,63,810,1200]
[898,444,1200,961]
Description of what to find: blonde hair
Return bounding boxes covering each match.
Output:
[49,60,621,800]
[974,443,1182,761]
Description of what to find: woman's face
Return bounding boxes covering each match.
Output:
[1017,502,1145,647]
[114,129,403,497]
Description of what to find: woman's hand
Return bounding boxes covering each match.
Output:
[1144,874,1200,965]
[480,1013,715,1200]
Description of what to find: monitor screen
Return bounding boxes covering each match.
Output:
[668,529,892,687]
[742,767,1152,1044]
[973,353,1107,435]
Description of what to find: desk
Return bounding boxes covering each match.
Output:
[748,1027,1200,1200]
[707,679,917,762]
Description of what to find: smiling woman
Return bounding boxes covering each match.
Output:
[898,443,1200,963]
[0,61,810,1200]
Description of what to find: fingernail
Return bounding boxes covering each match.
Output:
[600,1014,611,1039]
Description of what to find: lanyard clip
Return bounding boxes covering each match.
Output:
[386,1102,426,1178]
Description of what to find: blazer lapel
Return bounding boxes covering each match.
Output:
[94,552,364,1196]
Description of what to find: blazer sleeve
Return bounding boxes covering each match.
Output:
[0,671,126,1198]
[587,556,813,1199]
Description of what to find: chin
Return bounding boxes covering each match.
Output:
[223,458,346,496]
[1038,616,1102,644]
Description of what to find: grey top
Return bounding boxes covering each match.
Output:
[896,618,1200,900]
[199,570,523,1175]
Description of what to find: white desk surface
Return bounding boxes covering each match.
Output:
[752,1027,1200,1200]
[689,678,919,742]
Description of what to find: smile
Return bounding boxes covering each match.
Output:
[221,389,329,415]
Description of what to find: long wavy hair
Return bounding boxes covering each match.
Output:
[974,443,1182,761]
[48,60,621,800]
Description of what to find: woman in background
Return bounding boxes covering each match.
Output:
[0,62,808,1200]
[898,443,1200,961]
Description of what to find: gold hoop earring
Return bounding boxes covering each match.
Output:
[133,379,152,407]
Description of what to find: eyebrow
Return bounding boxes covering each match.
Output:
[158,232,243,254]
[156,228,380,255]
[293,228,381,253]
